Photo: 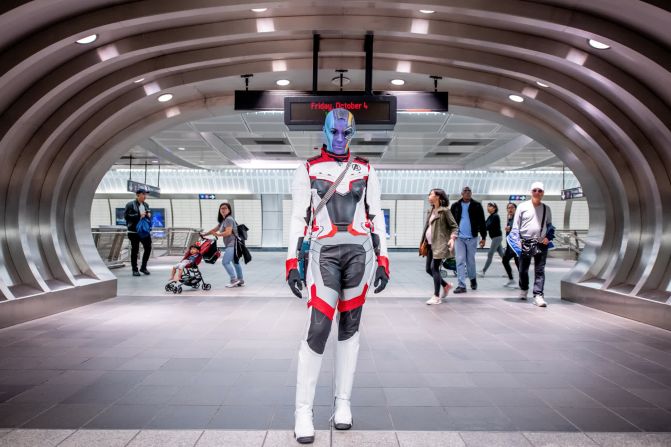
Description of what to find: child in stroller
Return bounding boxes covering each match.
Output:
[165,237,220,294]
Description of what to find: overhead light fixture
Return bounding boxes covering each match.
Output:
[276,79,290,86]
[251,8,268,12]
[419,10,435,14]
[391,79,405,86]
[133,78,145,83]
[157,93,173,102]
[152,160,159,163]
[588,39,610,49]
[331,76,351,86]
[177,147,185,151]
[76,34,98,45]
[536,81,549,88]
[508,94,524,103]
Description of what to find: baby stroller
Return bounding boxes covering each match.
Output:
[165,236,220,294]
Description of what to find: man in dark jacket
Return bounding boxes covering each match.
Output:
[124,189,152,276]
[450,186,486,293]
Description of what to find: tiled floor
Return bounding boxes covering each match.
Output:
[1,252,671,445]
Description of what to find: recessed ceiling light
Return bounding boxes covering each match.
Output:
[251,8,268,12]
[177,147,185,151]
[133,78,145,83]
[588,39,610,49]
[536,81,549,88]
[419,10,435,14]
[391,79,405,86]
[152,160,159,163]
[276,79,290,86]
[157,93,173,102]
[508,94,524,103]
[76,34,98,44]
[331,76,351,86]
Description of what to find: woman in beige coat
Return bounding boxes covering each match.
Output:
[419,189,459,304]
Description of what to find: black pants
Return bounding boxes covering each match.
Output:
[128,233,151,271]
[518,245,548,295]
[502,245,520,280]
[425,245,447,296]
[306,307,362,355]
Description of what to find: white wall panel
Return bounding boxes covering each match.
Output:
[200,200,222,231]
[172,199,201,228]
[282,199,292,248]
[395,200,424,247]
[90,199,111,226]
[569,200,590,230]
[233,199,262,246]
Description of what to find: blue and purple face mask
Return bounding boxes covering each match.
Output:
[323,108,356,155]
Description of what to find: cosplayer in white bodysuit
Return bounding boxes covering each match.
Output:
[286,108,390,444]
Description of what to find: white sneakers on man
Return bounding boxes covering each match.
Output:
[334,332,360,430]
[295,341,322,444]
[503,279,516,288]
[426,295,442,305]
[533,294,548,307]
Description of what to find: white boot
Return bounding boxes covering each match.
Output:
[295,340,323,444]
[334,331,360,430]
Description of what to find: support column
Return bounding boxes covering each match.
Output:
[261,194,283,248]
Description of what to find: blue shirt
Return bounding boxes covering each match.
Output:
[458,201,472,238]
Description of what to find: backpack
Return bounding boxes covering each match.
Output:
[136,217,152,239]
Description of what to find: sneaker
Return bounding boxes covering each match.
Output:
[132,270,141,277]
[503,279,515,288]
[140,268,150,275]
[226,279,242,288]
[426,295,441,305]
[440,283,453,298]
[237,280,245,287]
[533,294,548,307]
[519,289,529,300]
[470,278,478,290]
[478,270,486,277]
[453,286,467,294]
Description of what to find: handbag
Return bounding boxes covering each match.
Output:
[298,159,352,281]
[419,240,429,257]
[521,204,546,257]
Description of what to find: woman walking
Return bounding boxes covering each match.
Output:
[502,202,520,287]
[204,202,244,287]
[479,203,505,277]
[420,189,459,305]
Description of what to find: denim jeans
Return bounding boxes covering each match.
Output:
[518,244,548,295]
[222,246,243,281]
[483,235,505,272]
[455,237,478,288]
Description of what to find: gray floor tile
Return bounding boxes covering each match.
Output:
[332,430,400,447]
[0,429,74,447]
[532,388,603,408]
[117,358,170,371]
[0,403,52,428]
[57,429,139,447]
[554,407,640,432]
[498,406,578,431]
[385,388,440,406]
[423,373,477,388]
[22,404,106,429]
[145,405,219,429]
[431,388,493,407]
[484,389,549,407]
[611,407,671,432]
[580,386,657,408]
[161,358,210,372]
[346,406,394,430]
[264,430,330,447]
[389,407,450,430]
[444,407,516,431]
[223,387,292,406]
[522,431,598,447]
[351,388,387,406]
[117,385,181,405]
[127,429,202,447]
[396,431,465,447]
[62,383,134,404]
[208,406,274,429]
[268,405,331,430]
[459,431,532,447]
[377,373,428,388]
[84,405,163,429]
[586,432,671,447]
[195,430,266,447]
[627,388,671,410]
[169,386,230,406]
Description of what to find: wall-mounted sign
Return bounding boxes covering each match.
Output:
[234,90,448,131]
[127,180,160,197]
[561,187,584,200]
[509,195,528,201]
[199,194,216,200]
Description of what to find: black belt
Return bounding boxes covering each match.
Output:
[335,224,350,232]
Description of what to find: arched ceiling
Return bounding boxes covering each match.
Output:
[0,1,670,327]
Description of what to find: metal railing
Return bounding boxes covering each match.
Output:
[92,227,202,265]
[552,229,588,260]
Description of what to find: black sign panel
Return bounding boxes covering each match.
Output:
[127,180,161,198]
[561,187,584,200]
[284,95,396,130]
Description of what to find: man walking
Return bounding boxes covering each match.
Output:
[124,189,152,276]
[512,182,554,307]
[450,186,486,293]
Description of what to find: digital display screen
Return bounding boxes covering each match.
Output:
[382,208,391,239]
[115,208,125,226]
[561,187,584,200]
[284,95,397,130]
[115,207,165,228]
